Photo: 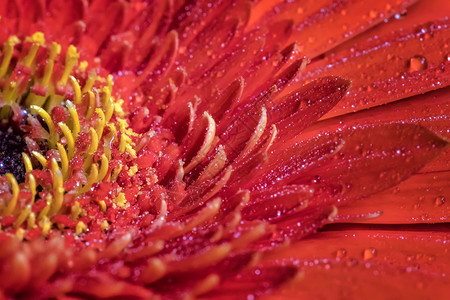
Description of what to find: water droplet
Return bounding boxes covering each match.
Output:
[363,248,377,260]
[369,10,378,19]
[407,55,428,72]
[434,195,446,207]
[336,248,347,258]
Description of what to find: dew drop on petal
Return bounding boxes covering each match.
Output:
[434,195,446,207]
[335,248,347,259]
[363,248,377,260]
[407,55,428,72]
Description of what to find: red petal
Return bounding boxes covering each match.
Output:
[263,229,450,299]
[337,171,450,224]
[301,18,450,118]
[250,0,416,58]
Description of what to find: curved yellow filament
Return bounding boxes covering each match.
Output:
[69,76,82,104]
[39,216,51,235]
[50,158,64,215]
[99,200,107,212]
[28,174,36,204]
[42,42,61,86]
[32,151,47,168]
[97,154,109,182]
[119,134,130,154]
[58,122,75,159]
[85,90,96,119]
[57,142,69,180]
[75,221,87,235]
[107,123,118,138]
[27,212,36,229]
[107,74,113,91]
[0,36,20,77]
[71,201,82,220]
[95,108,106,139]
[82,71,97,93]
[23,32,45,67]
[22,153,33,173]
[38,195,52,220]
[65,100,80,140]
[3,174,19,216]
[59,45,79,85]
[101,220,109,231]
[30,105,55,138]
[16,228,25,240]
[83,128,99,170]
[79,164,98,193]
[14,205,31,228]
[110,164,123,182]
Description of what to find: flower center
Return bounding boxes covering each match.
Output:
[0,32,138,240]
[0,125,27,183]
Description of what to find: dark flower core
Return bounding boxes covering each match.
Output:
[0,126,27,183]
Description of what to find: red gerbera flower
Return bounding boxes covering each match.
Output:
[0,0,448,299]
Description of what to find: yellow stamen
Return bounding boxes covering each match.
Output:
[16,228,25,240]
[114,99,125,117]
[38,195,52,220]
[95,108,106,139]
[83,128,98,170]
[85,90,96,119]
[69,76,82,104]
[50,158,64,215]
[27,212,36,229]
[3,174,19,216]
[99,200,107,212]
[14,205,31,228]
[110,164,123,182]
[119,134,130,154]
[41,42,61,86]
[3,82,18,105]
[32,151,47,168]
[114,192,127,209]
[97,154,109,182]
[76,221,87,235]
[127,165,138,177]
[107,74,113,91]
[0,36,20,77]
[59,45,79,85]
[125,144,137,158]
[28,174,36,204]
[79,164,98,193]
[71,201,82,220]
[58,122,75,159]
[79,60,88,72]
[65,100,80,140]
[101,220,109,231]
[30,105,56,140]
[23,32,45,67]
[22,153,33,173]
[102,87,114,122]
[56,142,69,180]
[107,123,118,137]
[82,71,97,93]
[39,216,51,235]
